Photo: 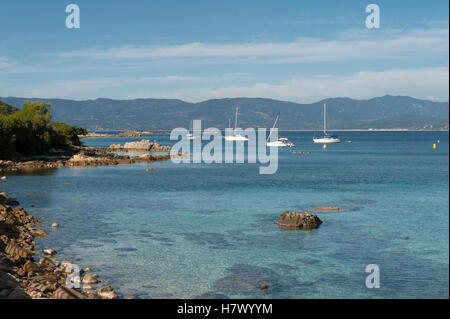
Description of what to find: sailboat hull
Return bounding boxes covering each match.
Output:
[313,137,341,143]
[267,140,294,147]
[224,135,248,141]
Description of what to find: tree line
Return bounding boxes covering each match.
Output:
[0,100,87,159]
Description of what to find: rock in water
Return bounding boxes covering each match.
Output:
[41,249,57,256]
[96,285,119,299]
[1,176,6,180]
[34,229,48,238]
[276,211,322,230]
[123,140,152,150]
[82,273,98,284]
[51,222,59,228]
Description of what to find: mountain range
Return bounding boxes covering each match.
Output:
[0,95,448,131]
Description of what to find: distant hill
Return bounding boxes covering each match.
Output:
[0,95,448,131]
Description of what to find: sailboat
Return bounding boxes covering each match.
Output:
[224,107,248,141]
[313,103,340,143]
[267,112,294,147]
[187,121,195,140]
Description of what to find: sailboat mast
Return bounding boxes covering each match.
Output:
[267,114,279,141]
[277,111,280,130]
[323,103,326,133]
[234,107,239,130]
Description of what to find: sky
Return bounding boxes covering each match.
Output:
[0,0,448,103]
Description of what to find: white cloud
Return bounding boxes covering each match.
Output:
[2,67,448,103]
[1,73,245,99]
[57,28,448,64]
[1,26,448,103]
[147,67,449,103]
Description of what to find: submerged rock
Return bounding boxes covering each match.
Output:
[313,206,343,211]
[276,211,322,230]
[34,229,48,238]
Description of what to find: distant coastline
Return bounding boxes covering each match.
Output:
[80,128,449,137]
[2,95,448,132]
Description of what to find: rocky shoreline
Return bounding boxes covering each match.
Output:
[79,131,170,138]
[0,191,121,299]
[0,144,173,172]
[0,140,178,299]
[107,139,171,151]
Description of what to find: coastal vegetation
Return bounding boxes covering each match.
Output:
[0,100,87,160]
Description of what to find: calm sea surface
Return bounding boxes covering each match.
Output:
[2,131,448,298]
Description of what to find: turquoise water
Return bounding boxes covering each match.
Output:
[1,131,448,298]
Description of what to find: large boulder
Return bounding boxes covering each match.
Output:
[107,143,122,150]
[276,211,322,230]
[123,140,152,150]
[107,140,171,151]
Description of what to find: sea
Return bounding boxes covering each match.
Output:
[1,131,448,298]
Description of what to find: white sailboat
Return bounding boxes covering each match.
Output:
[187,121,195,140]
[267,112,294,147]
[224,107,248,141]
[313,104,340,143]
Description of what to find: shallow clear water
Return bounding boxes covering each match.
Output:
[2,131,448,298]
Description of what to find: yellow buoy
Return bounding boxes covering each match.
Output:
[323,144,327,149]
[433,143,436,149]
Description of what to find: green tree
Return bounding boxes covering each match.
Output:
[0,100,86,159]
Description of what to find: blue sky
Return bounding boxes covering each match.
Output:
[0,0,448,102]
